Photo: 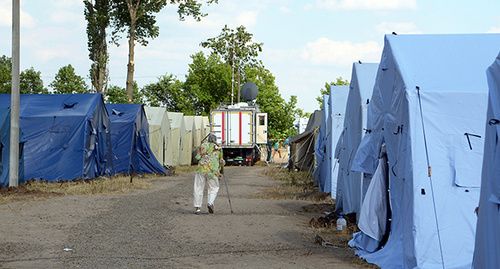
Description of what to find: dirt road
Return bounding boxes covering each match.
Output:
[0,166,368,268]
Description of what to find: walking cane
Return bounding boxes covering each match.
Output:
[221,167,233,213]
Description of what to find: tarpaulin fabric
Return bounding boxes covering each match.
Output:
[179,116,194,166]
[472,51,500,269]
[0,94,113,182]
[166,112,185,167]
[322,85,349,196]
[312,95,330,188]
[350,34,500,269]
[0,108,25,187]
[335,62,378,214]
[106,103,167,175]
[144,107,170,166]
[289,110,322,172]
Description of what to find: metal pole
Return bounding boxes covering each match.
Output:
[9,0,20,187]
[223,174,233,213]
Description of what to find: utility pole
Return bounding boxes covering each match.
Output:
[9,0,20,187]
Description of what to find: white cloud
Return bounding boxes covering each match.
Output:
[487,26,500,33]
[301,37,381,66]
[279,6,292,13]
[375,22,422,35]
[237,11,259,27]
[0,0,35,28]
[314,0,417,11]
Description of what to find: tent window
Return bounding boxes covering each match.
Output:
[454,133,483,188]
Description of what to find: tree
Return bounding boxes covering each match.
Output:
[182,51,232,115]
[20,67,48,94]
[84,0,111,94]
[245,66,298,139]
[201,25,263,103]
[0,55,12,94]
[142,73,185,109]
[316,77,349,108]
[49,64,89,94]
[110,0,218,103]
[106,83,143,103]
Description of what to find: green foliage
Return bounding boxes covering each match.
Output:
[0,56,12,94]
[316,77,349,108]
[106,83,143,104]
[0,55,48,94]
[142,73,185,109]
[183,52,232,115]
[245,66,297,139]
[20,67,48,94]
[49,64,89,94]
[108,0,218,101]
[84,0,111,93]
[201,25,263,70]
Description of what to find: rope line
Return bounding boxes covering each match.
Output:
[416,86,445,269]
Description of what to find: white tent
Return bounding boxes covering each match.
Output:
[201,116,210,139]
[335,62,379,215]
[349,34,500,269]
[473,52,500,269]
[166,112,185,167]
[193,116,203,148]
[321,85,349,197]
[144,107,170,166]
[180,116,195,165]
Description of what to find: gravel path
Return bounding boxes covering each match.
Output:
[0,166,366,268]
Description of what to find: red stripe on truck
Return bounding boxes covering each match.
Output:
[221,112,225,145]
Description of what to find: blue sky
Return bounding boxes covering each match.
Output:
[1,0,500,113]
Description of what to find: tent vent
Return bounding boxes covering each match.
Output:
[112,109,124,116]
[63,102,78,109]
[421,189,426,195]
[489,118,500,125]
[366,99,370,104]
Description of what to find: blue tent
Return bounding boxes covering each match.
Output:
[473,51,500,268]
[312,95,329,188]
[334,62,378,215]
[316,85,348,196]
[0,108,25,187]
[350,34,500,268]
[106,103,167,175]
[0,94,113,182]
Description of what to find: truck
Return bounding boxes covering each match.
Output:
[210,102,268,166]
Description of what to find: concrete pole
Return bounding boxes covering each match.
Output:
[9,0,20,187]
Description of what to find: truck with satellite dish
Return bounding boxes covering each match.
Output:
[210,82,268,166]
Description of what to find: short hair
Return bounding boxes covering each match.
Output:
[207,133,217,143]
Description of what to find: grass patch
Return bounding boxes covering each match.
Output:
[0,174,156,205]
[252,166,333,203]
[171,165,197,175]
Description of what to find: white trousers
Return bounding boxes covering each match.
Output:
[193,172,220,208]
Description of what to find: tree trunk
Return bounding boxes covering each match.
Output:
[126,8,136,103]
[97,23,106,93]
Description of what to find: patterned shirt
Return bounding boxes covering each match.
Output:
[195,141,225,179]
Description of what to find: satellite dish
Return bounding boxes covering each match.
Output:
[241,82,258,102]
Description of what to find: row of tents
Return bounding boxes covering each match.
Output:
[0,94,211,187]
[289,33,500,268]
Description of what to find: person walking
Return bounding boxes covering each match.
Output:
[193,133,225,214]
[266,137,273,163]
[273,140,282,159]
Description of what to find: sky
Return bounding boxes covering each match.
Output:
[1,0,500,113]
